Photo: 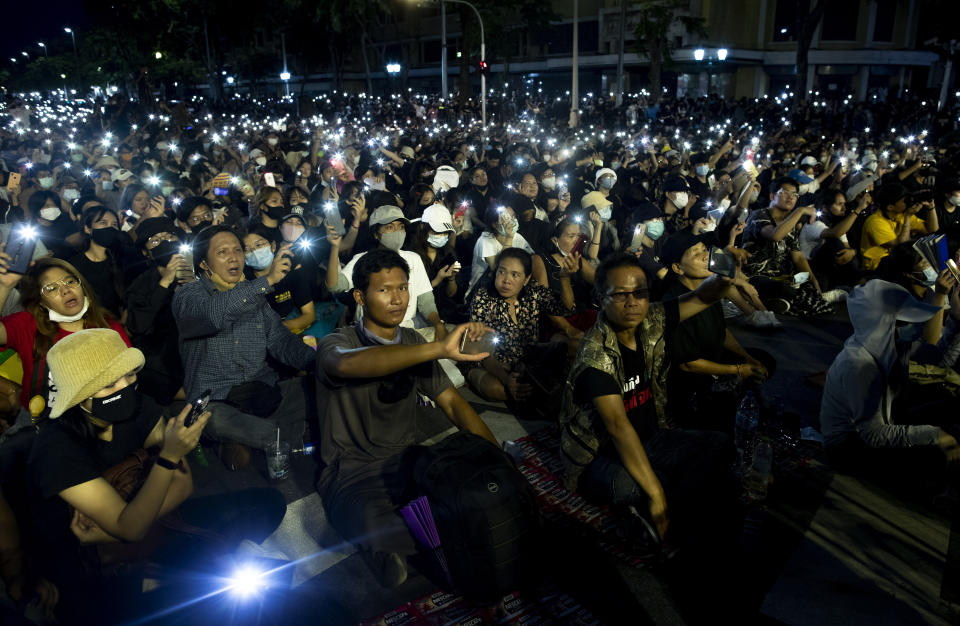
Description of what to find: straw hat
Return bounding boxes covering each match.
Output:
[47,329,144,418]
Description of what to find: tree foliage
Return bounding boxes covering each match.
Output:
[633,0,707,103]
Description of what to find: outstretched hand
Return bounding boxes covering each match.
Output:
[440,322,495,362]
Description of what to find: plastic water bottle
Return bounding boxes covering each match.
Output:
[744,437,773,500]
[734,391,760,471]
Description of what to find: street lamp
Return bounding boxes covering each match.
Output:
[717,48,728,61]
[64,27,79,95]
[386,63,401,74]
[38,42,48,58]
[21,52,29,59]
[694,48,705,61]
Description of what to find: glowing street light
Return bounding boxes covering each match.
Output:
[386,63,401,74]
[38,42,48,58]
[280,71,291,81]
[717,48,728,61]
[155,51,163,60]
[694,48,705,61]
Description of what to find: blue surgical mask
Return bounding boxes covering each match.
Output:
[597,206,612,221]
[645,220,665,240]
[102,180,114,191]
[610,161,622,170]
[427,233,449,248]
[696,165,710,177]
[245,247,274,270]
[599,176,616,190]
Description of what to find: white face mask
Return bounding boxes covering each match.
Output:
[671,192,689,208]
[267,138,278,146]
[48,296,89,323]
[950,195,960,207]
[38,177,55,189]
[553,238,569,257]
[695,165,710,177]
[40,206,62,221]
[497,215,518,237]
[597,206,612,221]
[62,189,80,202]
[541,176,556,190]
[255,156,267,167]
[379,230,406,251]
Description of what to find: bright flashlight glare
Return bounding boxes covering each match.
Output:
[18,225,38,240]
[148,176,160,186]
[179,244,192,254]
[299,240,312,250]
[227,565,267,597]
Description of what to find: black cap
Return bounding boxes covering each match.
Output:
[663,176,690,193]
[632,201,662,224]
[874,183,908,209]
[660,231,705,268]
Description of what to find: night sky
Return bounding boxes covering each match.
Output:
[3,1,90,60]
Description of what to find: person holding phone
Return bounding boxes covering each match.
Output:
[315,248,496,588]
[660,233,776,431]
[544,217,598,337]
[172,225,317,469]
[26,328,285,623]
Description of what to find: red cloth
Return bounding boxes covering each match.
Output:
[1,311,130,408]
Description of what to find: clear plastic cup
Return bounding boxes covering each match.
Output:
[266,440,291,481]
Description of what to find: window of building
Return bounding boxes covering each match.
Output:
[773,0,810,42]
[873,0,896,42]
[820,0,859,41]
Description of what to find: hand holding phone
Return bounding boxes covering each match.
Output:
[708,246,738,279]
[570,234,589,256]
[5,172,21,192]
[184,390,211,427]
[264,172,276,188]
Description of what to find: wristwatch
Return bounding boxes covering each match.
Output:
[156,456,184,471]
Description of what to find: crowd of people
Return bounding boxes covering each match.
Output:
[0,85,959,623]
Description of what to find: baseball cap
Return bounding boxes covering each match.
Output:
[400,146,415,159]
[111,168,133,182]
[800,156,819,167]
[660,231,705,268]
[787,168,814,185]
[421,204,455,233]
[369,205,409,227]
[845,175,876,202]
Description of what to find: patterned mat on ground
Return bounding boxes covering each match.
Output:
[361,586,600,626]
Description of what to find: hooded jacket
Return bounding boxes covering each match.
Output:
[820,280,942,449]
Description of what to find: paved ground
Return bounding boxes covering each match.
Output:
[174,305,959,625]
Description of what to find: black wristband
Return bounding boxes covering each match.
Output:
[156,456,183,471]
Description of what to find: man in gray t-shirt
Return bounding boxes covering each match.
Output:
[316,248,496,588]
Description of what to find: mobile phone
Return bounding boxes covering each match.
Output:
[5,226,38,275]
[184,389,211,427]
[708,246,738,278]
[707,207,726,224]
[947,259,960,282]
[176,244,195,282]
[453,203,469,220]
[627,224,646,253]
[570,234,589,256]
[324,204,346,236]
[264,172,276,188]
[214,187,229,196]
[6,172,21,191]
[459,331,499,356]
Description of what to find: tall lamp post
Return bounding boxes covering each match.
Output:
[65,28,79,97]
[428,0,485,126]
[38,42,48,58]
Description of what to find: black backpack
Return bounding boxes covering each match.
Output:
[412,431,543,604]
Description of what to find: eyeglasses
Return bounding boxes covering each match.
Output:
[188,210,213,225]
[146,232,177,248]
[777,190,799,199]
[41,275,80,297]
[607,288,650,304]
[245,240,271,253]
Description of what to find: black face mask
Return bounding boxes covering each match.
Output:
[265,204,286,220]
[91,227,121,249]
[150,239,180,267]
[192,220,213,232]
[85,383,140,423]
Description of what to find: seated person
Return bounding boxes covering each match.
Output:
[820,280,960,497]
[172,225,317,467]
[558,254,740,576]
[68,206,128,319]
[0,257,129,416]
[25,190,80,260]
[580,191,620,259]
[545,216,599,336]
[860,182,938,272]
[315,249,496,588]
[467,201,546,295]
[125,218,191,404]
[27,329,285,624]
[468,248,574,407]
[340,206,447,339]
[404,204,465,323]
[742,176,830,316]
[660,233,775,432]
[803,186,869,291]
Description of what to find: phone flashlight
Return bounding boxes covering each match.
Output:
[18,225,38,241]
[179,244,192,254]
